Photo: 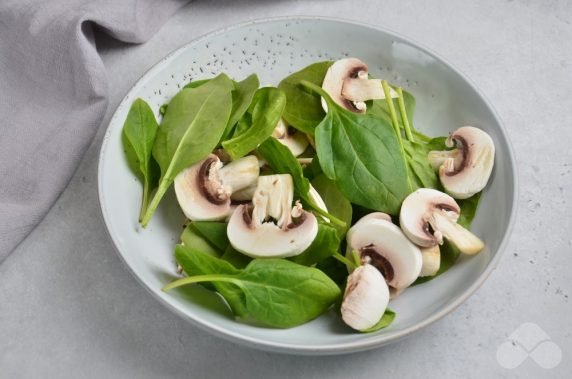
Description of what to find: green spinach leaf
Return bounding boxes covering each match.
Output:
[169,250,342,328]
[191,222,229,252]
[122,98,160,221]
[221,246,252,269]
[220,74,260,141]
[222,87,286,160]
[141,74,234,226]
[180,224,220,257]
[278,61,332,135]
[290,223,340,266]
[303,81,411,215]
[359,308,396,332]
[174,245,248,316]
[311,175,353,237]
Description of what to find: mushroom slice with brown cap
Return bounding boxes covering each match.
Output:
[174,154,259,221]
[227,174,318,258]
[321,57,398,113]
[399,188,485,255]
[428,126,495,199]
[341,263,390,331]
[347,216,422,290]
[272,119,309,157]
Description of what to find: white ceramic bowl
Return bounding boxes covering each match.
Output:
[98,17,517,355]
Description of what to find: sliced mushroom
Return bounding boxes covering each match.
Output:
[419,245,441,277]
[353,212,392,228]
[174,154,259,221]
[399,188,485,255]
[227,174,318,258]
[272,119,309,157]
[321,57,398,113]
[341,263,390,331]
[347,216,422,290]
[428,126,495,199]
[308,185,329,222]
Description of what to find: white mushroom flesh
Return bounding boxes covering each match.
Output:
[321,58,397,113]
[428,126,495,199]
[400,188,485,255]
[341,264,390,331]
[347,217,422,290]
[272,119,309,157]
[227,174,318,258]
[175,155,258,221]
[419,245,441,277]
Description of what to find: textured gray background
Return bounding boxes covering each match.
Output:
[1,0,571,378]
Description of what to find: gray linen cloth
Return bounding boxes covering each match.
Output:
[0,0,190,261]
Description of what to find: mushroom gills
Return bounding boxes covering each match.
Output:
[227,174,318,258]
[341,264,390,331]
[428,126,495,199]
[347,217,422,290]
[399,188,485,255]
[321,57,398,113]
[174,154,259,221]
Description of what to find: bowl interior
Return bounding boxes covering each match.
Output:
[98,18,515,354]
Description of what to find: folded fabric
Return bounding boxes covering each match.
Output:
[0,0,191,262]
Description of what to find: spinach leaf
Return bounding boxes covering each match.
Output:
[169,249,342,328]
[141,74,234,226]
[290,223,340,266]
[180,224,220,257]
[373,85,440,191]
[183,79,211,89]
[403,140,440,190]
[360,308,396,333]
[174,245,248,317]
[256,137,345,227]
[368,88,430,143]
[191,222,229,252]
[220,74,260,141]
[303,81,411,215]
[121,98,160,221]
[316,257,348,287]
[311,175,353,237]
[221,246,252,269]
[278,61,332,135]
[222,87,286,160]
[413,192,482,284]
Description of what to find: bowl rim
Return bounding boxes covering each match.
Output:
[97,15,518,355]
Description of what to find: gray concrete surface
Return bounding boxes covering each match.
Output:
[1,0,571,377]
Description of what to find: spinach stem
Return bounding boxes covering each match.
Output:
[332,252,358,270]
[162,274,239,292]
[312,204,346,228]
[382,80,413,192]
[396,87,414,142]
[141,181,169,227]
[351,250,362,267]
[381,80,402,142]
[139,180,150,223]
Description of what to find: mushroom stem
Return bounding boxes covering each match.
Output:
[217,155,259,194]
[427,149,461,171]
[342,79,398,102]
[297,157,313,165]
[419,245,441,277]
[429,210,484,255]
[252,175,294,229]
